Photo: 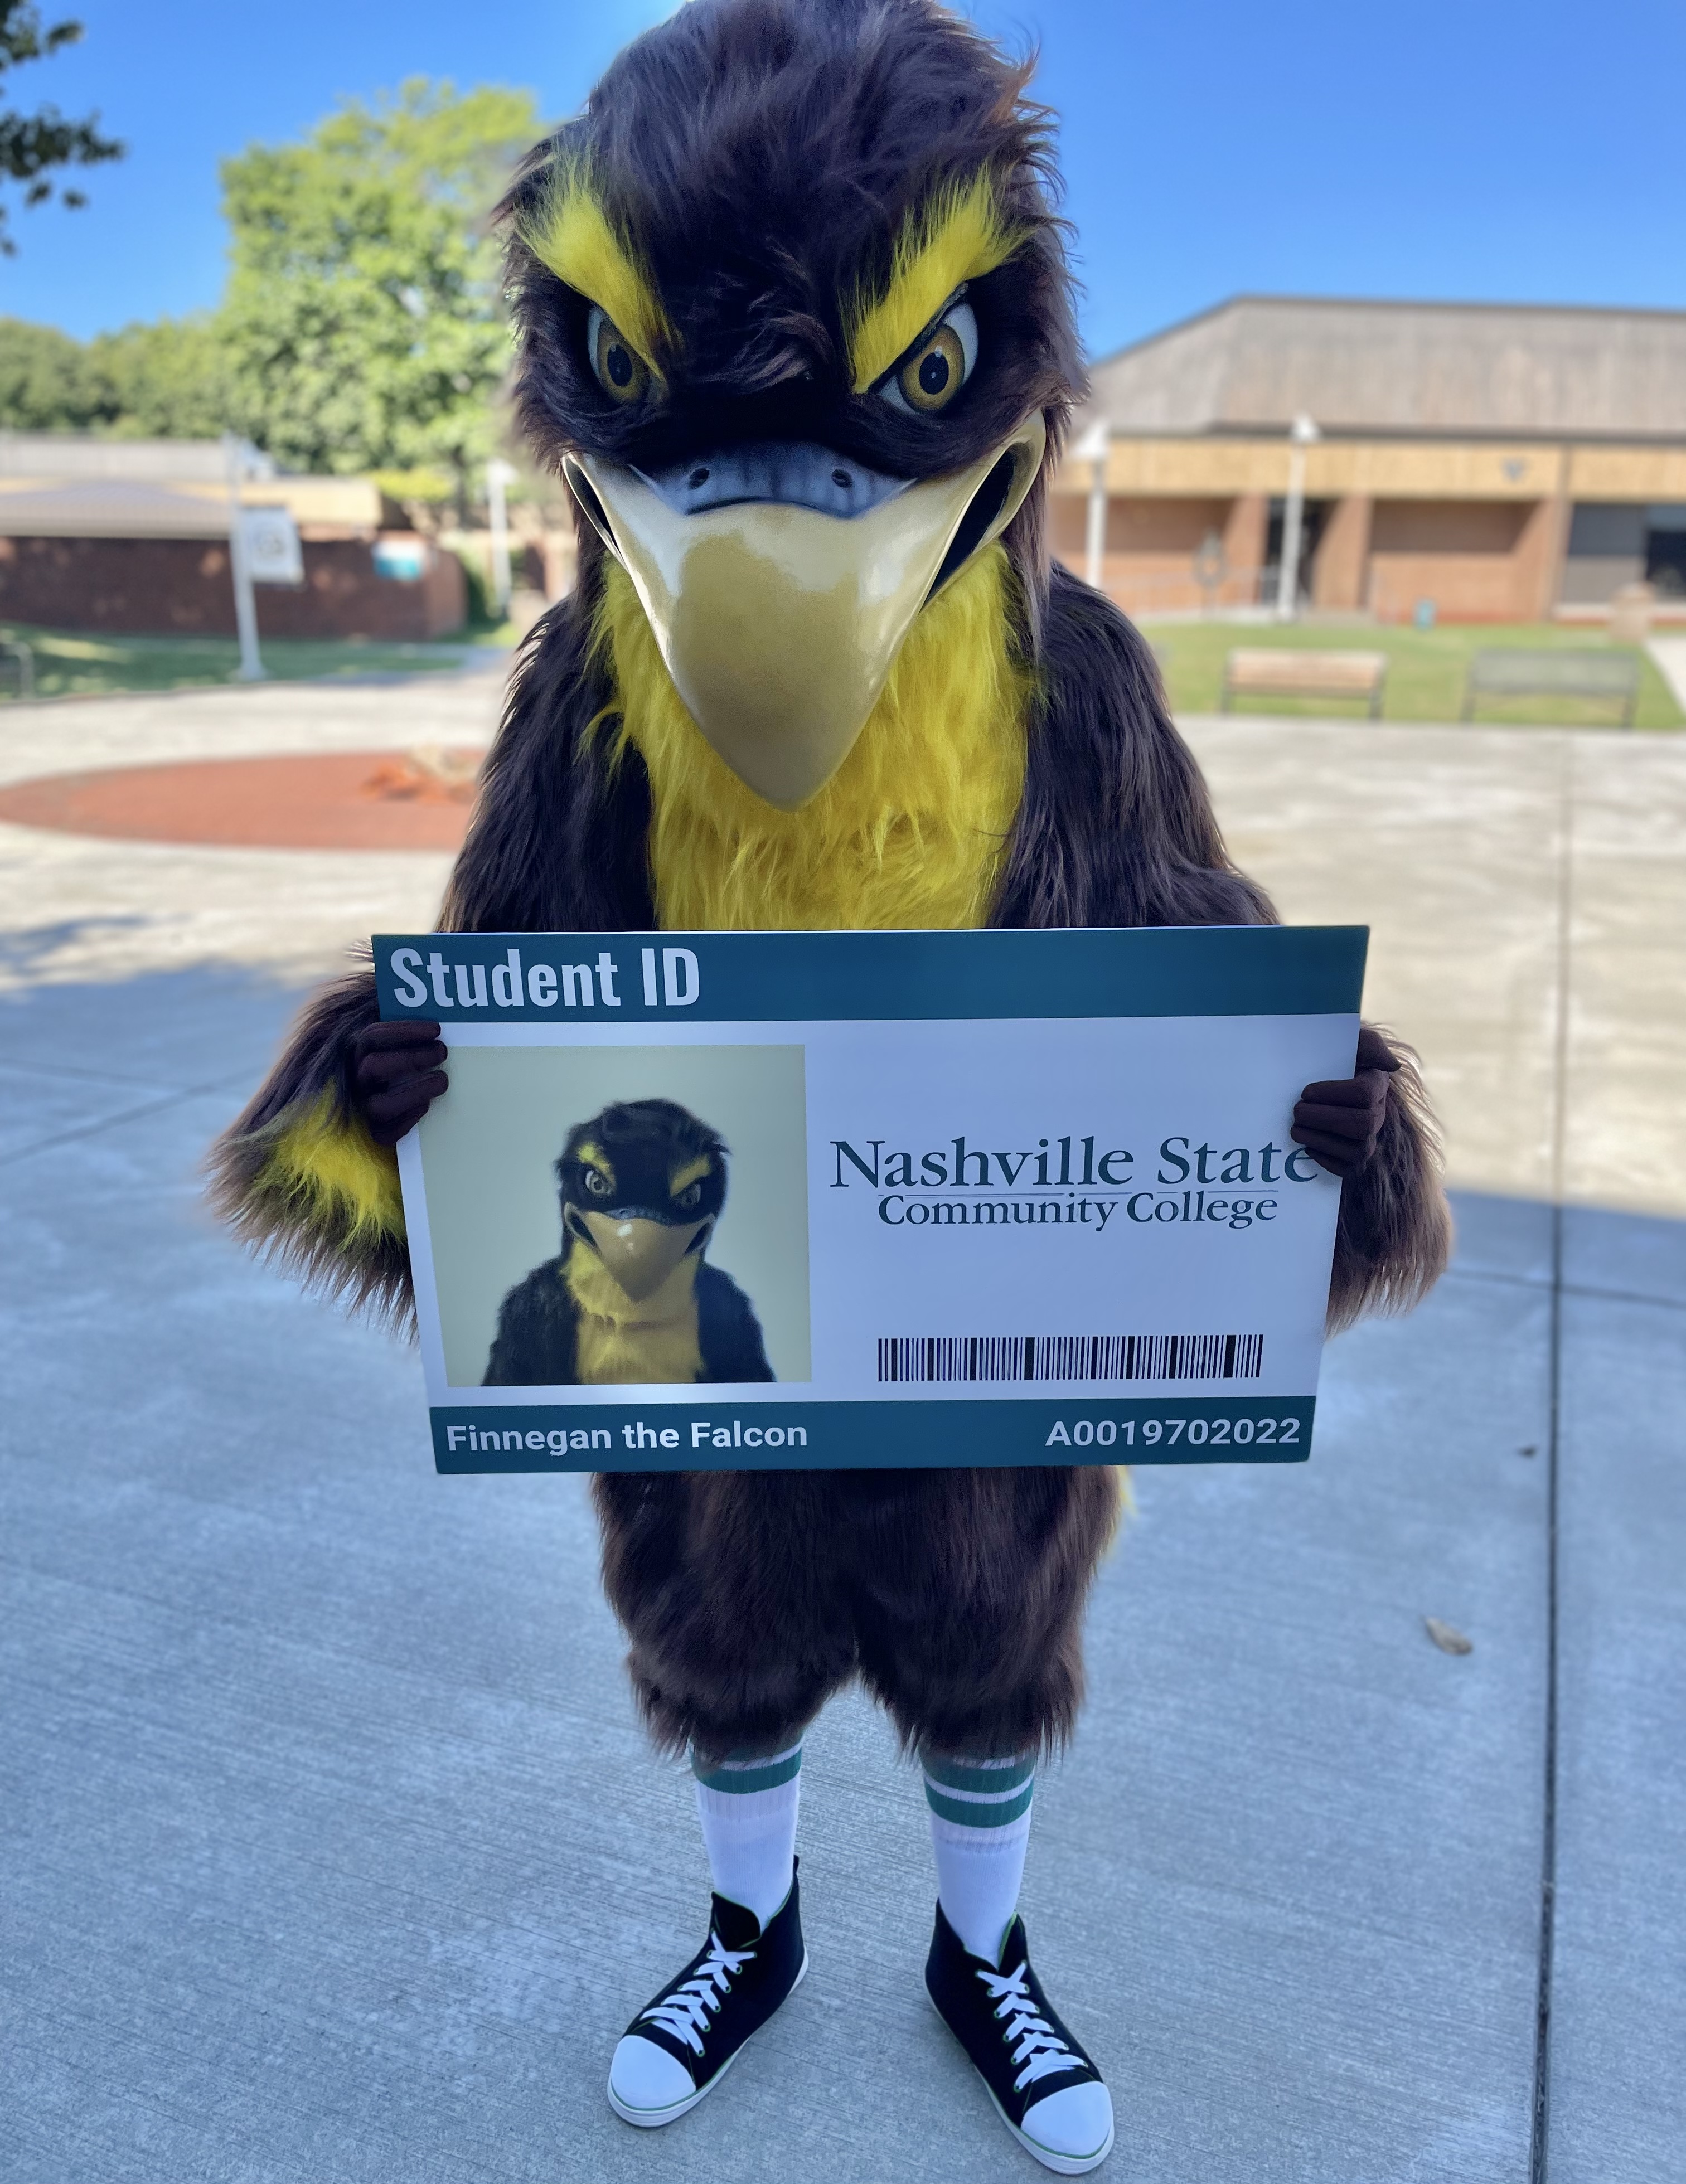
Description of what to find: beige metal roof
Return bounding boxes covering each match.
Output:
[0,436,390,538]
[1081,297,1686,441]
[0,471,386,539]
[0,434,271,482]
[0,480,232,538]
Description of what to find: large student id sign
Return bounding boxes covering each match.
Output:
[377,926,1365,1473]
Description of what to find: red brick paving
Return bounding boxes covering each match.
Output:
[0,750,486,851]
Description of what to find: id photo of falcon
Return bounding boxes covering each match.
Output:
[483,1098,774,1386]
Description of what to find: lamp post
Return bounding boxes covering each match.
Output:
[1275,413,1320,622]
[1072,420,1110,592]
[486,458,517,618]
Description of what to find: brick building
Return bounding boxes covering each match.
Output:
[1053,298,1686,622]
[0,436,466,640]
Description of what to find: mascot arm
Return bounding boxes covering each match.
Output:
[1321,1028,1451,1332]
[205,594,637,1328]
[207,964,418,1323]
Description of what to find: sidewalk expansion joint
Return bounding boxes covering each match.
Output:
[0,1081,234,1171]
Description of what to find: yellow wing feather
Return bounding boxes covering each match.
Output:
[263,1093,405,1245]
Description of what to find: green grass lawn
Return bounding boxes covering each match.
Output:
[9,612,1676,726]
[0,622,506,702]
[1141,619,1684,730]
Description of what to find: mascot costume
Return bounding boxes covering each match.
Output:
[483,1097,776,1387]
[214,1,1448,2170]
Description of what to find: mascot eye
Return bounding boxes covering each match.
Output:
[584,1167,612,1197]
[675,1181,702,1212]
[587,304,648,404]
[879,298,978,416]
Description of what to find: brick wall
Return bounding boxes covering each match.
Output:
[1310,494,1373,610]
[0,533,467,640]
[1050,492,1263,612]
[1365,501,1538,622]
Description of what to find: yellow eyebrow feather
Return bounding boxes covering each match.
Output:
[845,170,1025,394]
[669,1155,713,1195]
[521,162,674,373]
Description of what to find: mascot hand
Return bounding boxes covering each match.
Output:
[1291,1026,1399,1181]
[351,1020,449,1147]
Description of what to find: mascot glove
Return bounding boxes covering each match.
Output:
[1291,1025,1398,1181]
[352,1019,448,1147]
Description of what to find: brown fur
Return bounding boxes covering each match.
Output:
[1327,1033,1452,1333]
[595,1463,1123,1764]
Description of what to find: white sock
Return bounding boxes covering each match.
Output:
[924,1752,1035,1966]
[691,1743,802,1930]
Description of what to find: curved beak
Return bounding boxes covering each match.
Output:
[574,1209,709,1303]
[564,414,1046,810]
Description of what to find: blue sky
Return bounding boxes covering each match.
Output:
[6,0,1682,361]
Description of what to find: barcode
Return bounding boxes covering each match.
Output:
[876,1333,1264,1384]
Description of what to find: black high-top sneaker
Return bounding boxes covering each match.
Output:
[926,1901,1115,2175]
[607,1865,807,2127]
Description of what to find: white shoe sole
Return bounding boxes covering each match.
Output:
[607,1950,808,2128]
[927,1988,1116,2175]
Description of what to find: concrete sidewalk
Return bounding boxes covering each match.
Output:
[1,687,1682,2181]
[2,970,1680,2182]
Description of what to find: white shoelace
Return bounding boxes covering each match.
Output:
[977,1962,1083,2092]
[639,1934,755,2056]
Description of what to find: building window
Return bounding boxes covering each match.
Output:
[1561,504,1645,605]
[1647,504,1686,598]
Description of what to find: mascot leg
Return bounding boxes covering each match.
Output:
[595,1464,1122,2163]
[597,1472,845,2129]
[921,1750,1115,2175]
[607,1738,808,2130]
[846,1468,1121,2175]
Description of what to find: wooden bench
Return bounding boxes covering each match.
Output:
[1461,649,1640,726]
[1221,648,1388,718]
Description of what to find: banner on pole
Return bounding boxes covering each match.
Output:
[243,506,304,586]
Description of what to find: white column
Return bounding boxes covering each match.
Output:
[223,434,264,682]
[486,459,516,617]
[1275,414,1320,622]
[1073,421,1110,593]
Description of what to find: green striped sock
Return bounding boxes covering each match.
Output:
[922,1751,1036,1828]
[692,1743,804,1795]
[691,1742,803,1929]
[923,1751,1035,1965]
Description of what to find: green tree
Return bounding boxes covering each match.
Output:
[88,316,229,439]
[0,2,122,253]
[0,311,96,424]
[0,312,229,434]
[219,79,538,493]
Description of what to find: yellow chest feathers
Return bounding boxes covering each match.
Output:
[564,1245,705,1385]
[594,542,1031,933]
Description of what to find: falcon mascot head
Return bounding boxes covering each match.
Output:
[448,0,1266,941]
[558,1098,729,1305]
